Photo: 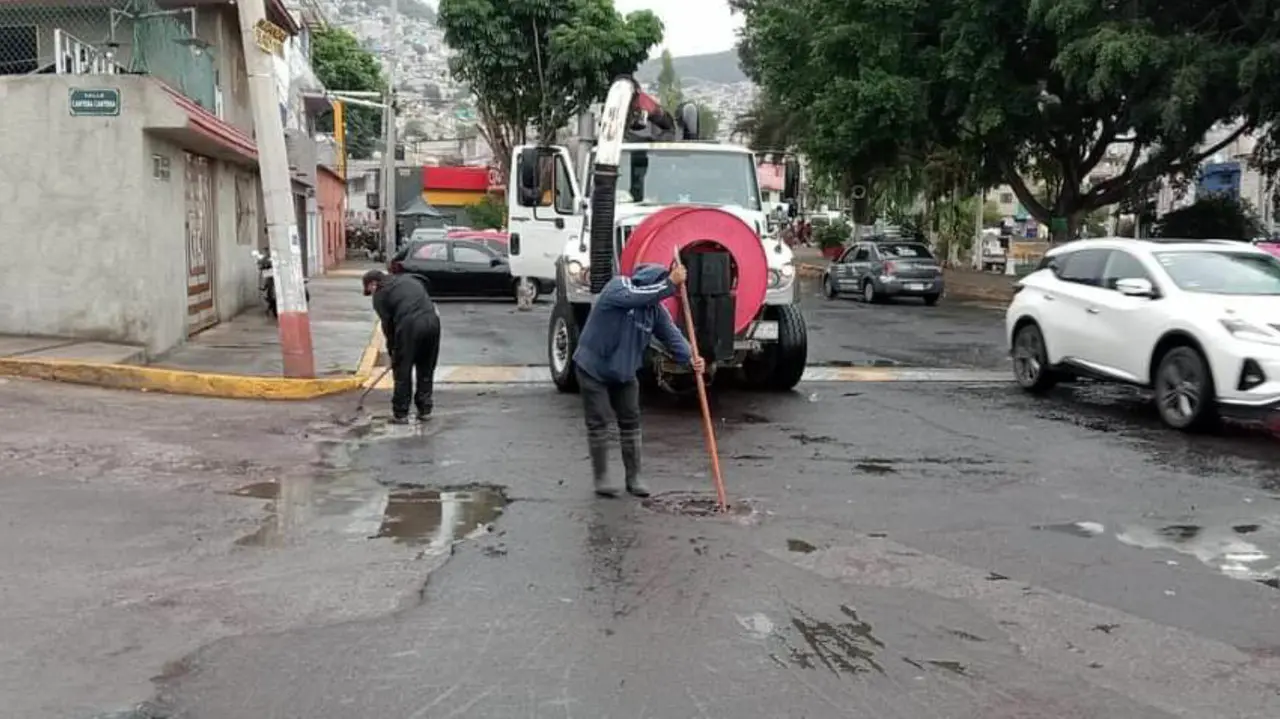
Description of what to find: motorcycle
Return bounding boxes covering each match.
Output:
[251,250,310,317]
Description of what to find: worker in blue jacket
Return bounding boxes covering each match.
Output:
[573,263,705,497]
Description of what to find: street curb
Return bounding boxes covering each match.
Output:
[0,323,383,401]
[796,263,1015,306]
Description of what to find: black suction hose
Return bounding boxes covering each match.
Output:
[589,167,618,293]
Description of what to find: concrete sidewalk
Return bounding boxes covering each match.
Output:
[0,264,381,400]
[153,273,377,377]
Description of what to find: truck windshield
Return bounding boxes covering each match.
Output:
[617,149,761,211]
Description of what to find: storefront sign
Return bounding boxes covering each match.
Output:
[69,88,120,116]
[254,19,287,55]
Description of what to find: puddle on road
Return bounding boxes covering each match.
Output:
[1116,521,1278,589]
[787,538,818,554]
[1031,517,1279,589]
[230,476,507,549]
[1033,521,1106,538]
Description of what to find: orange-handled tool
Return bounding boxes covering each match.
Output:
[672,248,728,512]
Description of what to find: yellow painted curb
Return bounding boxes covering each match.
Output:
[0,357,364,400]
[328,268,377,278]
[0,320,387,401]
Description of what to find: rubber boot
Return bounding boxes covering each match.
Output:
[620,429,650,497]
[590,440,620,498]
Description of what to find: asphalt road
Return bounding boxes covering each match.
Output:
[437,277,1011,369]
[3,364,1278,717]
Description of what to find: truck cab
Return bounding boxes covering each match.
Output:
[504,141,788,299]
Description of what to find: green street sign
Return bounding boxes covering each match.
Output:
[69,88,120,116]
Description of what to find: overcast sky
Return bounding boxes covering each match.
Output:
[615,0,742,57]
[424,0,742,58]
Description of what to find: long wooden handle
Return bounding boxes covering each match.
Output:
[673,250,728,512]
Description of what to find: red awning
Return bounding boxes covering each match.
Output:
[424,166,490,192]
[161,84,256,162]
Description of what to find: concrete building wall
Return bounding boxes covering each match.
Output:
[0,75,258,356]
[199,5,254,133]
[0,76,187,353]
[317,166,346,271]
[211,162,260,321]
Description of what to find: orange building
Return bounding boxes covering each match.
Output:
[317,165,347,272]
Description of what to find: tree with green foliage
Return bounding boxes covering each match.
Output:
[730,95,805,152]
[311,27,386,161]
[438,0,663,176]
[697,106,720,139]
[738,0,1280,242]
[656,48,682,110]
[468,193,508,230]
[1155,195,1264,240]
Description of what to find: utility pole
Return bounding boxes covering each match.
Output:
[380,0,399,259]
[238,0,315,377]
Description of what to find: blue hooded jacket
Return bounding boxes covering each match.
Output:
[573,264,693,384]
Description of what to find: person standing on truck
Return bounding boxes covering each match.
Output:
[363,270,441,424]
[573,263,705,498]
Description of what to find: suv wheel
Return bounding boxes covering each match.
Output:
[1154,346,1218,431]
[862,280,878,304]
[1012,323,1057,393]
[824,274,838,299]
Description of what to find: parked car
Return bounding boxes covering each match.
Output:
[1005,237,1280,431]
[446,228,509,256]
[390,237,532,301]
[1252,238,1280,259]
[822,239,944,305]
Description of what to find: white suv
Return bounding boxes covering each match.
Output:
[1005,238,1280,430]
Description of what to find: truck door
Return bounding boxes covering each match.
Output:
[508,145,580,286]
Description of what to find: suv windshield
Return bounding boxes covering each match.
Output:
[617,149,761,210]
[1154,250,1280,295]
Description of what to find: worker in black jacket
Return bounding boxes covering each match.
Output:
[363,270,441,423]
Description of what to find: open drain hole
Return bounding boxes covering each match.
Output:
[642,490,757,520]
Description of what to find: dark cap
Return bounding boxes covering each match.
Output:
[362,269,386,295]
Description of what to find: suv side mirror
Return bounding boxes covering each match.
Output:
[517,148,541,207]
[1115,277,1156,297]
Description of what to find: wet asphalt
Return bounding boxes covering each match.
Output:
[2,283,1279,719]
[437,280,1010,369]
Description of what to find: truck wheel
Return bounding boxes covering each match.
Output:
[750,304,808,391]
[548,301,580,393]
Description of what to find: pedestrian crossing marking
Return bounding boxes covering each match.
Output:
[365,366,1008,389]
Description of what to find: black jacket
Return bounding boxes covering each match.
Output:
[373,274,436,355]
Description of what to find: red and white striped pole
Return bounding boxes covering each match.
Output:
[238,0,315,377]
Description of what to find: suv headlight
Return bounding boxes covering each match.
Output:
[1220,318,1280,345]
[566,260,589,288]
[768,262,796,290]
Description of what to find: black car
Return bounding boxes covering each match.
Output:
[823,239,944,305]
[391,237,528,301]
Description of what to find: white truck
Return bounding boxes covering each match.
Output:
[503,77,808,393]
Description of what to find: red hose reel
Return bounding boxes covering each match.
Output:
[617,206,768,334]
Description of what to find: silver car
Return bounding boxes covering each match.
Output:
[823,239,944,305]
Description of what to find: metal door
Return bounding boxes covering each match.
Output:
[185,153,218,335]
